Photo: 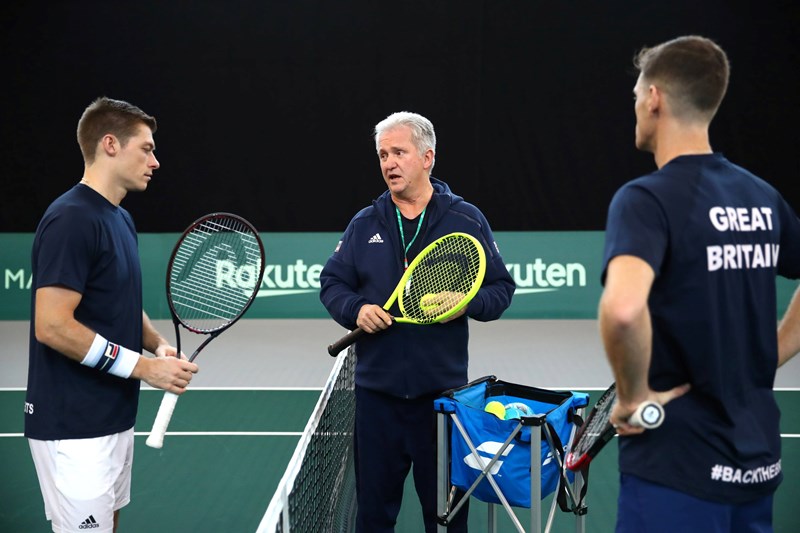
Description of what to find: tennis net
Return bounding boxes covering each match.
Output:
[256,345,357,532]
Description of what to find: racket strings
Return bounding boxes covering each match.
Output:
[169,217,263,332]
[398,235,482,323]
[571,387,616,456]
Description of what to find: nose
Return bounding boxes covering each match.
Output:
[150,153,160,169]
[383,154,397,169]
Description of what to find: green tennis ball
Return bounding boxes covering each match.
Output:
[420,293,438,311]
[484,401,506,420]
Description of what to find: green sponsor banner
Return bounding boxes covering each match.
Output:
[2,233,35,320]
[0,233,340,321]
[498,231,604,318]
[1,232,798,320]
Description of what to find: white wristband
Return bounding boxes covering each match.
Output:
[81,333,108,367]
[81,333,140,379]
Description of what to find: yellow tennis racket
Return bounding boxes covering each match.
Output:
[327,232,486,356]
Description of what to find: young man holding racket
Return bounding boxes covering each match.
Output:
[320,111,515,532]
[599,36,800,532]
[25,97,199,533]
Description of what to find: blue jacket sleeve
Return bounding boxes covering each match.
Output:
[319,227,370,330]
[465,217,515,321]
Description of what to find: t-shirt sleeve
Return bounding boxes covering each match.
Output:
[34,210,95,294]
[602,184,668,284]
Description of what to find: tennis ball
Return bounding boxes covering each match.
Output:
[484,401,506,420]
[420,293,438,311]
[504,402,532,416]
[504,406,525,420]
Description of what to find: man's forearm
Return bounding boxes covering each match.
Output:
[600,299,652,405]
[142,311,170,354]
[778,285,800,368]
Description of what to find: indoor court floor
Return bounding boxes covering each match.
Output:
[2,319,798,532]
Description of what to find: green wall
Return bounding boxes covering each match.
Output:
[2,232,796,320]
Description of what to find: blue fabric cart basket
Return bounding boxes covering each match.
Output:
[434,376,589,508]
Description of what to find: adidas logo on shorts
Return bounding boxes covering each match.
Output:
[78,515,100,529]
[368,233,384,244]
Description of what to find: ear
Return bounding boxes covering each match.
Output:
[648,85,662,115]
[100,134,119,156]
[422,148,434,170]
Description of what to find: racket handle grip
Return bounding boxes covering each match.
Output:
[146,391,180,449]
[628,401,665,429]
[327,328,366,357]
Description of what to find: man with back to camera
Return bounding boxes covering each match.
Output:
[599,36,800,532]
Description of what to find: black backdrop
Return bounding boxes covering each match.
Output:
[1,1,797,232]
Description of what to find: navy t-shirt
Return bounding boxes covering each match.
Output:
[602,154,800,503]
[25,184,143,440]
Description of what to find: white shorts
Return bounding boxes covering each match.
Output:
[28,428,134,533]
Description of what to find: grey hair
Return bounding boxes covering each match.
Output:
[374,111,436,170]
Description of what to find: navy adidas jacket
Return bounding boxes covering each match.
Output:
[320,178,515,399]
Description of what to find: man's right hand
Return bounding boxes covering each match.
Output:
[132,356,198,395]
[357,304,394,333]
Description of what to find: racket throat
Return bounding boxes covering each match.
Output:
[173,320,182,360]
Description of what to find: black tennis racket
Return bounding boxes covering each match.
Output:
[326,232,486,356]
[146,213,265,449]
[564,383,664,471]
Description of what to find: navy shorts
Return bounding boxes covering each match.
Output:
[616,473,773,533]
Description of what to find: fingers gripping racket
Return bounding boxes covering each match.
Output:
[327,232,486,356]
[146,213,265,449]
[564,383,664,471]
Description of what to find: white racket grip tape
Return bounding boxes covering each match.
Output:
[146,392,180,448]
[628,401,665,429]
